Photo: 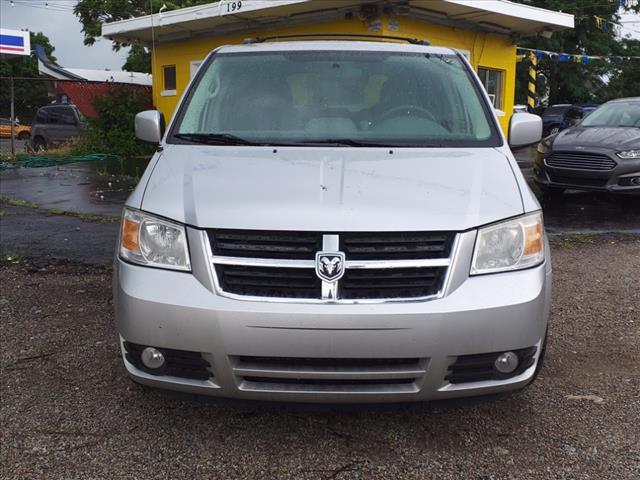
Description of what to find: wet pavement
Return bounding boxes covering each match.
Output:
[0,155,638,266]
[0,159,143,217]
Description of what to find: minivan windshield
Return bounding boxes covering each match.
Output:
[171,50,500,147]
[581,101,640,128]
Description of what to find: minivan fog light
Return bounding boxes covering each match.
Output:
[494,351,519,374]
[141,347,165,369]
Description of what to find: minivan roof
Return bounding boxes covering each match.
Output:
[216,40,458,55]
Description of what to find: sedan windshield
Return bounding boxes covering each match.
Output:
[581,101,640,128]
[171,50,500,147]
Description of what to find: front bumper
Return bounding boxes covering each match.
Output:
[114,229,552,403]
[534,151,640,194]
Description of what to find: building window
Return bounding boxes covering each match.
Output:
[162,65,177,96]
[477,68,503,108]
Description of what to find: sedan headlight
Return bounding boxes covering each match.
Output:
[617,150,640,159]
[471,212,544,275]
[119,208,191,271]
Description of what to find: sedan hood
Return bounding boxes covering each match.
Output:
[140,145,523,232]
[552,126,640,150]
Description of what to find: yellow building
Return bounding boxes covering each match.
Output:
[103,0,573,133]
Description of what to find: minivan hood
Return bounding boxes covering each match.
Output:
[140,145,523,232]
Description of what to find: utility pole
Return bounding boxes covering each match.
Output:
[10,76,16,160]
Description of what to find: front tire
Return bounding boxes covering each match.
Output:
[32,136,47,152]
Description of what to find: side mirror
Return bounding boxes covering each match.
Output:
[135,110,165,144]
[509,112,542,149]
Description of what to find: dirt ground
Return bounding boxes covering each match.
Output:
[1,235,639,480]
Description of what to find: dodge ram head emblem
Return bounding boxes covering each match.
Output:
[315,252,345,282]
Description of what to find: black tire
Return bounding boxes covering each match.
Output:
[17,131,30,141]
[32,136,47,152]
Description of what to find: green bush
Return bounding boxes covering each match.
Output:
[72,86,155,158]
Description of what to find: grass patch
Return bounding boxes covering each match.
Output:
[1,195,118,223]
[1,252,25,264]
[45,208,119,223]
[549,232,638,249]
[0,195,38,209]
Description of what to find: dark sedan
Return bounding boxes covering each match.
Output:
[534,97,640,195]
[541,104,598,136]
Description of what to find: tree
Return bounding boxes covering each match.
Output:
[122,45,151,73]
[514,0,640,106]
[74,0,210,47]
[74,0,210,74]
[0,32,57,123]
[608,38,640,98]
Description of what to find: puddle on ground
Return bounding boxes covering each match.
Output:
[0,157,150,217]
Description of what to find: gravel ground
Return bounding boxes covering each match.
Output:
[1,235,639,479]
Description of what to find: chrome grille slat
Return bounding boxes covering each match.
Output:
[208,230,457,303]
[232,356,428,393]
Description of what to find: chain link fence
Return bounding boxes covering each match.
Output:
[0,76,152,162]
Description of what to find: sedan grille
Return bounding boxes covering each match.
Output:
[546,152,617,171]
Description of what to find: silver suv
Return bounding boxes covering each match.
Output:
[116,40,548,403]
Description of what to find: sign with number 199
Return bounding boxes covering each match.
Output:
[220,0,242,15]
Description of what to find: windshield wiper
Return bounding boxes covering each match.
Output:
[173,133,264,146]
[299,138,445,147]
[297,138,398,147]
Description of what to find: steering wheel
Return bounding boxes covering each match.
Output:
[378,105,437,123]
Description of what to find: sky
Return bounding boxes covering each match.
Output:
[0,0,129,70]
[0,0,639,72]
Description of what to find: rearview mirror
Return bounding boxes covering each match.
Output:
[135,110,165,144]
[509,112,542,149]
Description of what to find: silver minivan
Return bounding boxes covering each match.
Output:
[115,40,549,403]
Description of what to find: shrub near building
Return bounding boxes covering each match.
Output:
[74,86,154,158]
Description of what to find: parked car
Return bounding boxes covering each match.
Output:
[541,103,598,136]
[534,97,640,195]
[116,39,549,403]
[30,103,87,151]
[0,117,31,140]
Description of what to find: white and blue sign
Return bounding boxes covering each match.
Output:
[0,28,31,56]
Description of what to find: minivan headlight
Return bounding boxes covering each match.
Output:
[471,212,544,275]
[119,208,191,271]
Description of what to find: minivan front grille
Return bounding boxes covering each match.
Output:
[340,267,445,299]
[341,232,454,260]
[232,355,428,393]
[546,152,617,171]
[208,230,456,303]
[215,264,320,298]
[210,229,321,260]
